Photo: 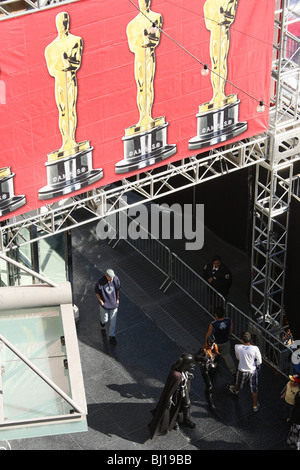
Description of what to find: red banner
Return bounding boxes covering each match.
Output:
[0,0,275,219]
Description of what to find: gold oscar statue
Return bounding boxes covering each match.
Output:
[39,12,103,200]
[115,0,176,174]
[188,0,247,150]
[0,167,26,218]
[126,0,163,133]
[202,0,238,111]
[45,11,84,158]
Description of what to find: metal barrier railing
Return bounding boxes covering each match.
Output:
[112,221,172,290]
[115,214,294,378]
[227,303,293,377]
[168,253,226,315]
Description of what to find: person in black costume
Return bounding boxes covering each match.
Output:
[203,255,232,299]
[149,353,196,438]
[196,335,220,411]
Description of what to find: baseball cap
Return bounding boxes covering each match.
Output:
[289,374,300,384]
[106,269,115,278]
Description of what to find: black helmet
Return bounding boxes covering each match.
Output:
[174,353,195,372]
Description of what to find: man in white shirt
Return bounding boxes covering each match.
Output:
[226,331,262,412]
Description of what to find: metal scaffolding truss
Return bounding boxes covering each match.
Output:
[250,161,293,327]
[0,136,267,252]
[270,0,300,130]
[249,0,300,329]
[0,0,78,20]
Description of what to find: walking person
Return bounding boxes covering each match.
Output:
[287,391,300,450]
[205,305,236,376]
[196,335,220,411]
[95,268,120,345]
[281,374,300,422]
[149,353,197,438]
[226,331,262,412]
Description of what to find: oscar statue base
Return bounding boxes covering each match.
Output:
[0,196,26,218]
[39,144,103,200]
[0,172,26,217]
[115,122,177,174]
[188,100,247,150]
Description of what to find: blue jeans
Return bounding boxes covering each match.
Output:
[100,306,118,337]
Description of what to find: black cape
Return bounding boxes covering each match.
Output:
[148,368,190,438]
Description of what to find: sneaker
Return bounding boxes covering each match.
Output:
[253,402,261,413]
[109,336,117,345]
[226,384,239,395]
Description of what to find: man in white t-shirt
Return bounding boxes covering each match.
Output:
[226,331,262,412]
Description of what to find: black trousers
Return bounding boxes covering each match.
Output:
[201,368,216,406]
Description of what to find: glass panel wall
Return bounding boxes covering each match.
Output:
[1,229,71,286]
